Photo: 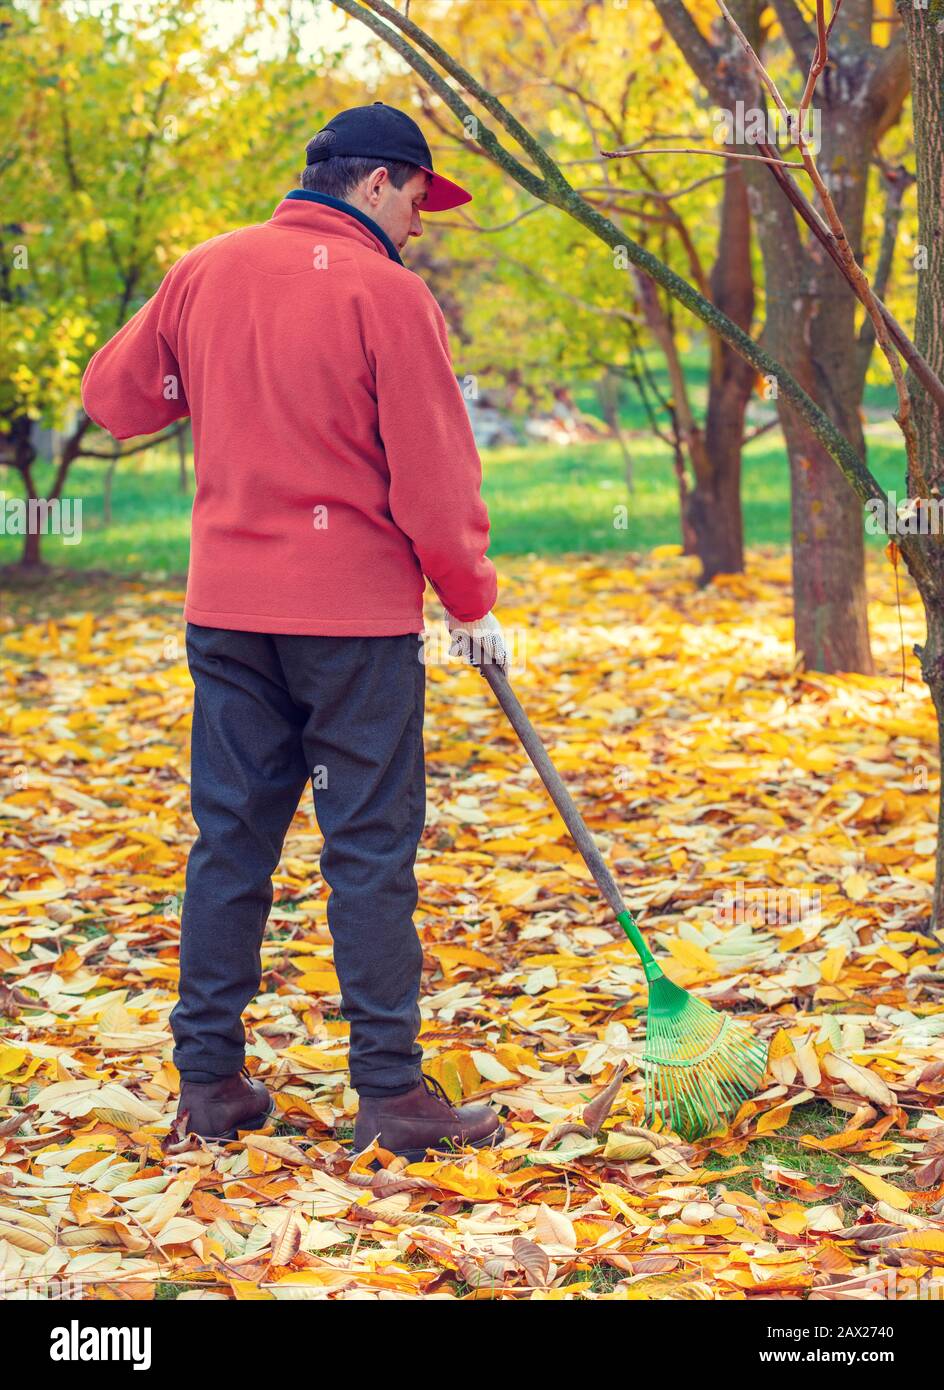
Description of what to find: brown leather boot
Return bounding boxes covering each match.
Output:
[353,1073,505,1162]
[177,1065,274,1141]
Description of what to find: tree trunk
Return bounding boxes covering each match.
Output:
[103,447,120,527]
[16,430,43,570]
[177,422,189,493]
[737,27,887,673]
[596,365,634,493]
[686,159,755,580]
[21,522,42,570]
[632,265,706,555]
[775,360,874,672]
[656,0,910,671]
[923,608,944,928]
[899,0,944,924]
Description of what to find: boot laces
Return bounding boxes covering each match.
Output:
[421,1072,457,1111]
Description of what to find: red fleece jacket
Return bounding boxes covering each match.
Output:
[81,191,497,634]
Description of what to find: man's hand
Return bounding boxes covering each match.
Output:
[445,610,508,670]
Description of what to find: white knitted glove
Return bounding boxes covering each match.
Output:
[445,610,508,670]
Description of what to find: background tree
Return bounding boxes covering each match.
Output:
[654,0,911,674]
[0,0,322,569]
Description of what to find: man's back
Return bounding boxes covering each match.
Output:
[81,191,497,633]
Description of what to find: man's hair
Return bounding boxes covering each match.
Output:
[301,129,421,201]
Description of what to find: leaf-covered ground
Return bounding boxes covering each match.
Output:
[2,548,944,1301]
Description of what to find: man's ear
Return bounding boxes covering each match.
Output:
[367,166,390,201]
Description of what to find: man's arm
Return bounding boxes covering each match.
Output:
[81,261,190,440]
[369,273,498,623]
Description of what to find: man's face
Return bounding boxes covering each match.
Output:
[347,166,430,252]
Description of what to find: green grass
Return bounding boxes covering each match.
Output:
[1,369,906,575]
[703,1100,862,1210]
[155,1281,196,1300]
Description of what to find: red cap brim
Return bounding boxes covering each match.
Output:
[419,166,472,212]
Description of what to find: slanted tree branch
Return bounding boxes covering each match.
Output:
[330,0,926,582]
[78,420,190,460]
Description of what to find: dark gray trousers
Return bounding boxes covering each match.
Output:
[169,624,426,1096]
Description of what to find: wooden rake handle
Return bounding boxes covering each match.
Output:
[478,661,627,920]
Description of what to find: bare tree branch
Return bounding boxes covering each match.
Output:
[604,143,801,167]
[79,420,190,460]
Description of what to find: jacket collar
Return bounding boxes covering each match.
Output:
[272,189,404,266]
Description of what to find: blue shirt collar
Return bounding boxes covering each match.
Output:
[281,189,404,266]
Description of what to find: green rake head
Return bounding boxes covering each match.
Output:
[617,910,769,1139]
[642,973,769,1140]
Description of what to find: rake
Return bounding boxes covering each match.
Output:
[479,660,769,1141]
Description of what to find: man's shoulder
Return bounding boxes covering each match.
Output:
[157,228,246,291]
[175,226,248,271]
[358,256,441,316]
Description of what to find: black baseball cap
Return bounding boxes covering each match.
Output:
[305,101,472,212]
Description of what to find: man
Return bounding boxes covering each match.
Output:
[81,102,506,1160]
